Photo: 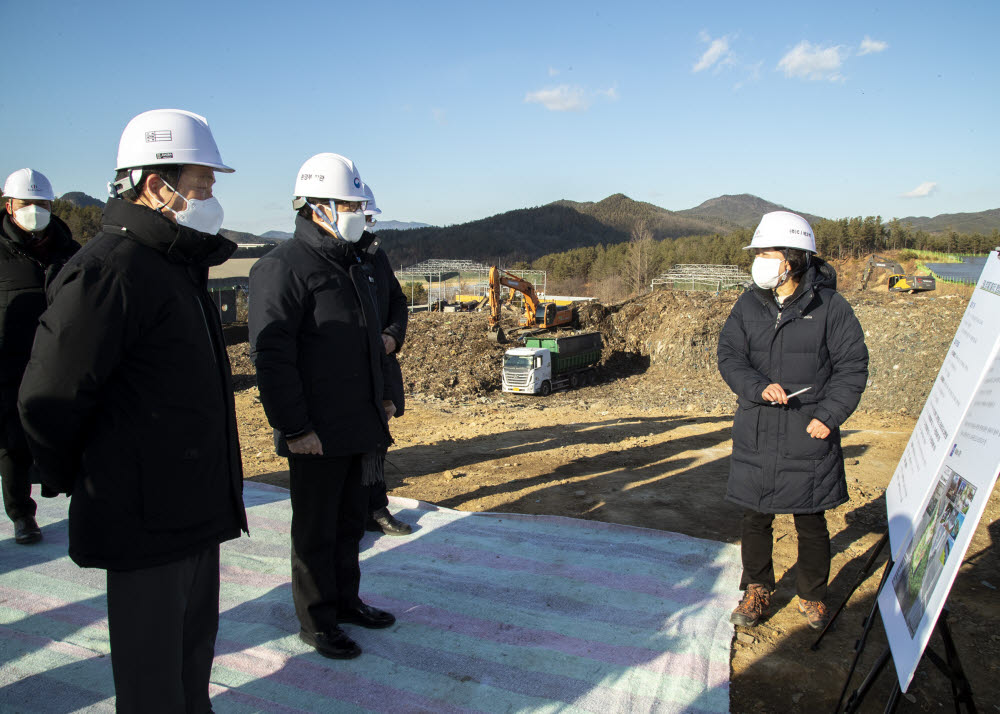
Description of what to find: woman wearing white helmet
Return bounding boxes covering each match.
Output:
[717,211,869,631]
[249,153,397,660]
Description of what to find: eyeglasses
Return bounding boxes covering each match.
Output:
[334,200,365,212]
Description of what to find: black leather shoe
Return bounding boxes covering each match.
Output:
[298,628,361,659]
[338,602,396,629]
[14,517,41,545]
[367,507,412,536]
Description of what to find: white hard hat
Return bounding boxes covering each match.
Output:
[293,153,367,203]
[362,182,381,215]
[3,168,55,201]
[116,109,234,173]
[744,211,816,253]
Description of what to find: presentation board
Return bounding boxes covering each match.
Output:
[879,250,1000,691]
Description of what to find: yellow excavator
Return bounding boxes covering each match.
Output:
[860,255,936,293]
[486,267,577,343]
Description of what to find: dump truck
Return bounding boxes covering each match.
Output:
[501,332,603,396]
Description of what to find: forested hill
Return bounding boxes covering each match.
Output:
[379,193,747,268]
[379,203,631,268]
[899,208,1000,235]
[676,194,824,230]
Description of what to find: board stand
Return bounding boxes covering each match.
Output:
[806,531,977,712]
[838,608,977,714]
[813,532,890,652]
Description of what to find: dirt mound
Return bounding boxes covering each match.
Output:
[397,313,509,399]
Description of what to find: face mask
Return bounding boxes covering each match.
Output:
[13,205,51,233]
[751,256,789,290]
[157,179,225,235]
[311,202,367,243]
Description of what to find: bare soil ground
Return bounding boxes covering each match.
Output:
[229,268,1000,712]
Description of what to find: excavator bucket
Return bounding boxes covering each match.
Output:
[489,327,507,344]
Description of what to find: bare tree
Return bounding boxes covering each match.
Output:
[624,224,654,295]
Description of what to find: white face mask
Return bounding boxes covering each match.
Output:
[312,202,367,243]
[13,205,51,233]
[157,179,225,235]
[751,256,789,290]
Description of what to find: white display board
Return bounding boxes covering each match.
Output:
[879,250,1000,691]
[886,252,1000,555]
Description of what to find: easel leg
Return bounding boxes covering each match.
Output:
[842,645,892,714]
[814,532,889,651]
[923,611,978,713]
[835,557,894,711]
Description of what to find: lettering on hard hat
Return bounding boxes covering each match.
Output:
[156,153,174,159]
[29,184,38,191]
[145,130,173,143]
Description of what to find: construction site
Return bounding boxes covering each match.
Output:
[220,251,1000,713]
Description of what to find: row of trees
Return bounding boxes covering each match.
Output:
[51,199,103,245]
[532,217,999,301]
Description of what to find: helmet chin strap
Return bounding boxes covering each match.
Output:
[309,200,346,241]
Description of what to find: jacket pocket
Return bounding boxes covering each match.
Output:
[139,423,225,531]
[782,407,834,460]
[732,406,760,454]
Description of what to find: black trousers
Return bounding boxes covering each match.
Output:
[106,544,220,714]
[740,510,831,601]
[0,445,36,522]
[289,454,367,633]
[368,481,389,514]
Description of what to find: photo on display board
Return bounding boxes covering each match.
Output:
[891,466,978,636]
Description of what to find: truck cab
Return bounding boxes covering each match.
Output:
[502,347,552,395]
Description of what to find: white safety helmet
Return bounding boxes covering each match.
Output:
[292,153,367,206]
[3,168,56,201]
[116,109,234,173]
[744,211,816,253]
[362,182,381,216]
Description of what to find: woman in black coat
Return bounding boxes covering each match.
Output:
[717,211,868,630]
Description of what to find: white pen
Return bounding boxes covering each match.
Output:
[771,386,811,405]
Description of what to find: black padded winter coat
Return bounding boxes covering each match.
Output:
[359,231,408,416]
[717,259,868,514]
[248,216,392,458]
[0,213,79,450]
[18,199,248,569]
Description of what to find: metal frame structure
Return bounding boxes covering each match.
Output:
[395,259,546,309]
[650,264,750,292]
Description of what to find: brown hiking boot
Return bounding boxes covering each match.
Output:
[798,598,829,630]
[730,584,771,627]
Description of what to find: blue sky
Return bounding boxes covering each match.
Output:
[2,0,997,235]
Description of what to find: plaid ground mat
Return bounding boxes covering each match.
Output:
[0,483,740,713]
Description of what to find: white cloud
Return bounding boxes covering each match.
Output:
[431,108,447,125]
[777,41,846,81]
[901,182,938,198]
[548,66,560,77]
[694,32,732,73]
[597,86,619,101]
[858,36,888,55]
[524,85,588,112]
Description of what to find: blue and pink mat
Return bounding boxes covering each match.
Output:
[0,483,740,712]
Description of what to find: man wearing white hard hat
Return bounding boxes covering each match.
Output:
[717,211,868,632]
[18,109,247,711]
[249,153,397,660]
[359,182,412,537]
[0,168,79,545]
